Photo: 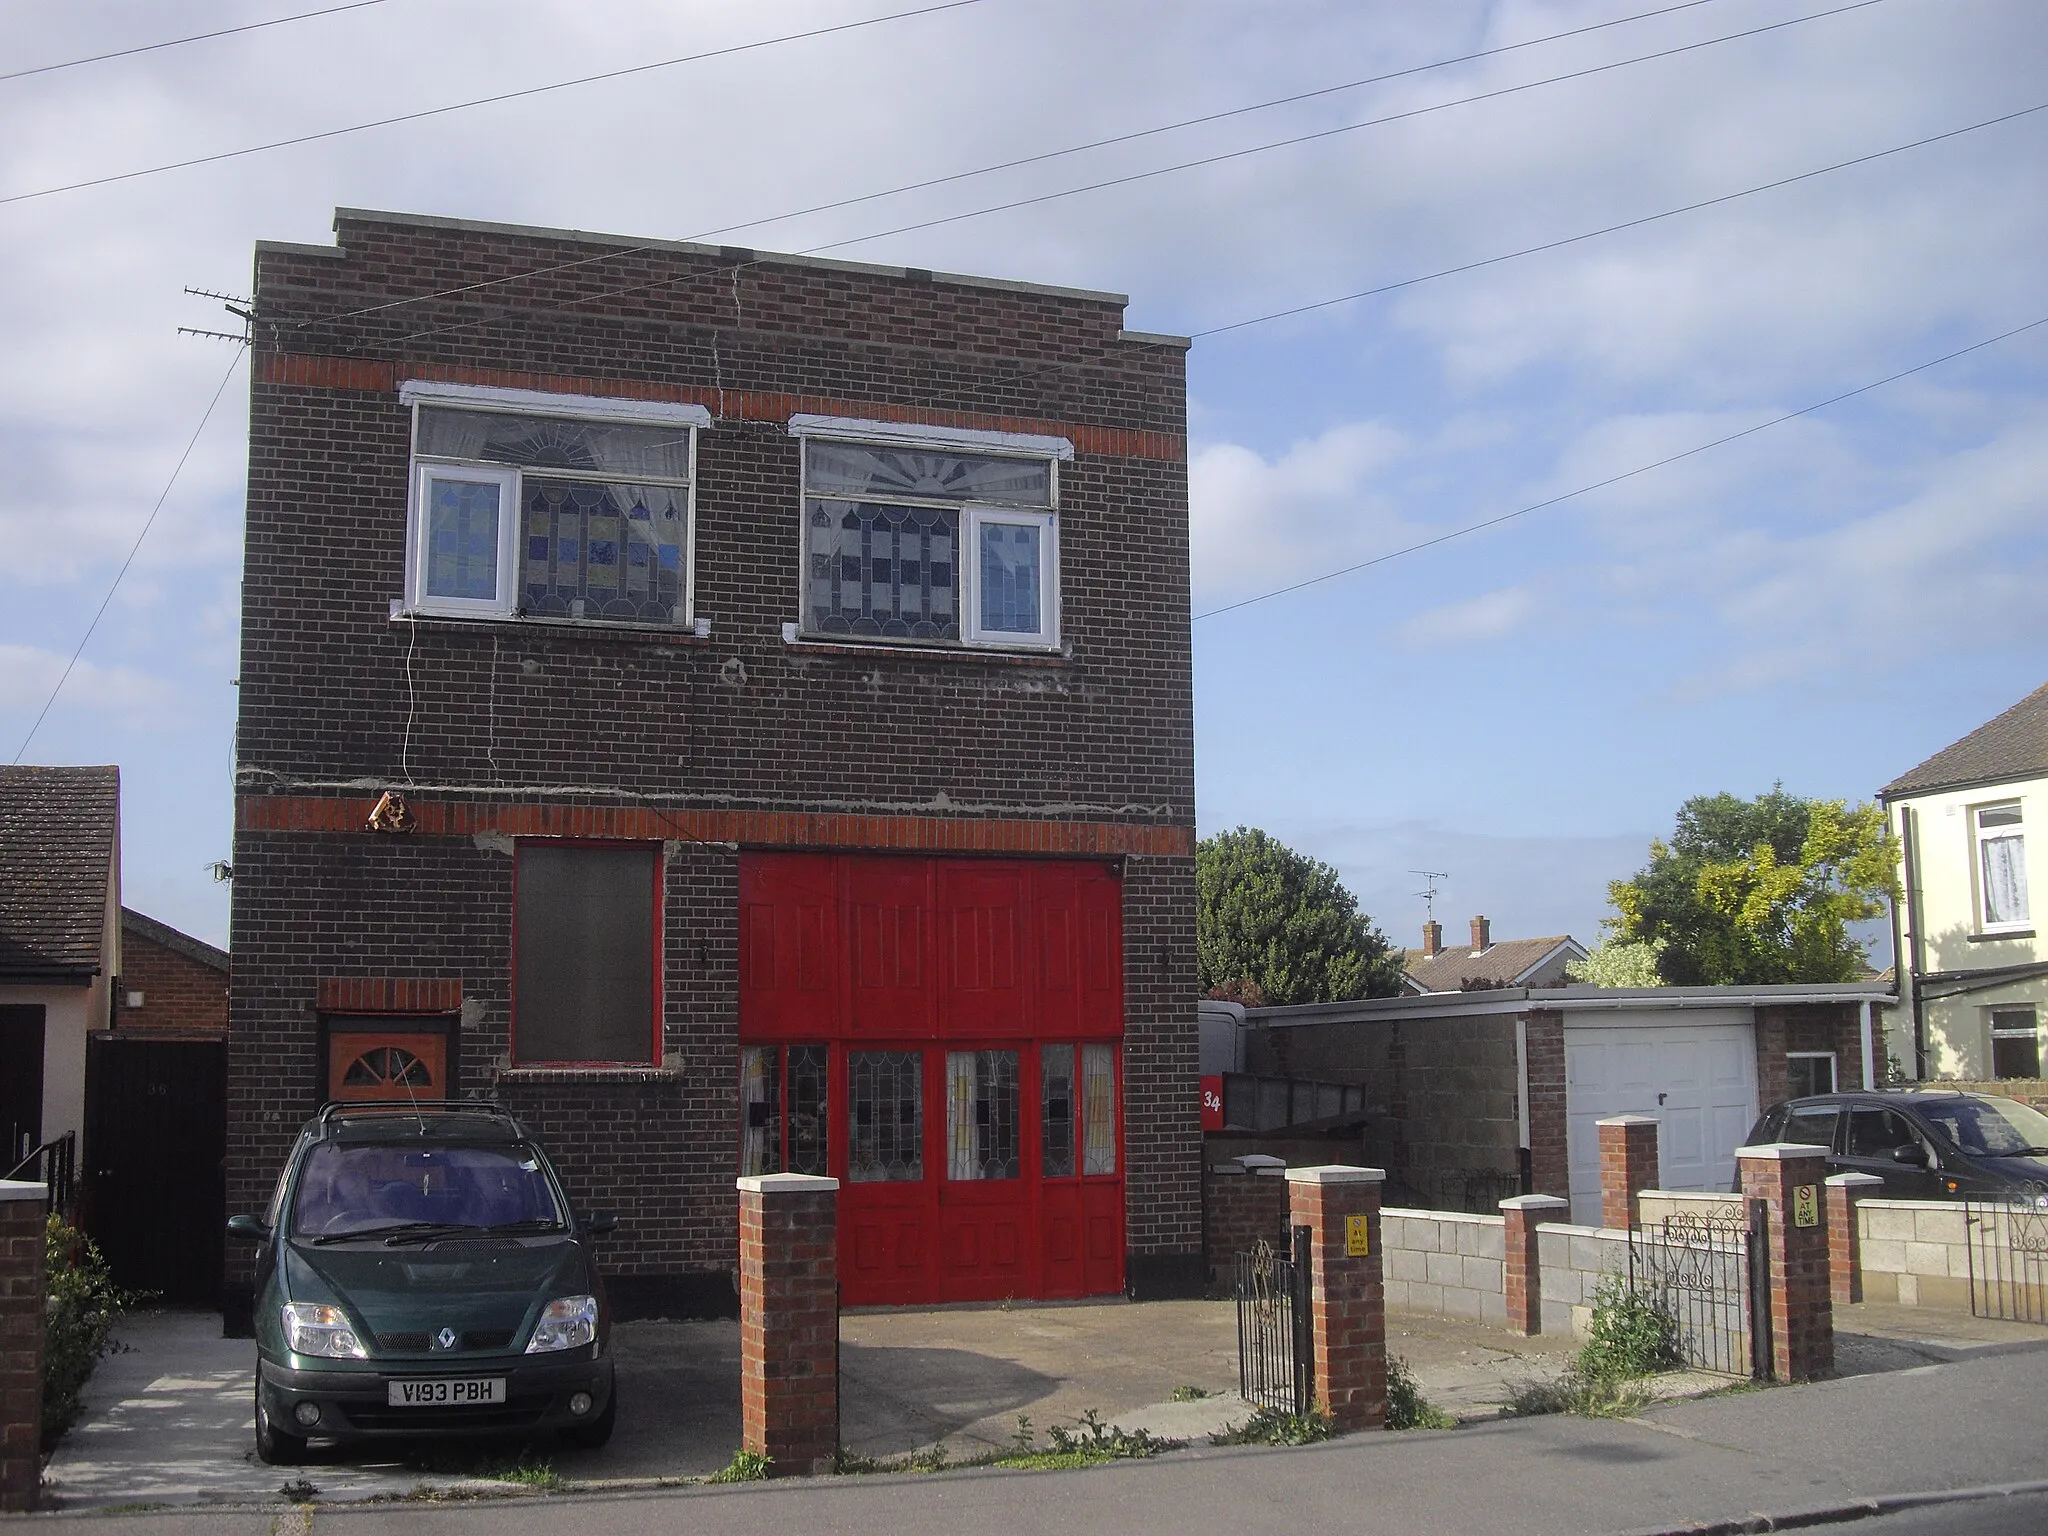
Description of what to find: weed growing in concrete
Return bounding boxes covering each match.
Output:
[489,1455,564,1492]
[838,1411,1183,1476]
[1385,1357,1458,1430]
[1503,1371,1656,1420]
[707,1449,773,1482]
[1170,1384,1212,1402]
[1209,1405,1334,1446]
[1577,1274,1682,1382]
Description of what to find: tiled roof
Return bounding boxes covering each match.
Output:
[122,907,228,973]
[1882,682,2048,798]
[1403,935,1579,993]
[0,765,119,980]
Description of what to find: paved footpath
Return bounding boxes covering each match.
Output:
[21,1331,2048,1536]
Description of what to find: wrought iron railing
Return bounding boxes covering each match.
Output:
[1235,1227,1311,1414]
[4,1129,76,1219]
[1965,1181,2048,1323]
[1627,1204,1762,1379]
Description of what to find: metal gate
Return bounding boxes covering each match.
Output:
[1628,1202,1770,1380]
[1235,1227,1311,1413]
[1965,1181,2048,1323]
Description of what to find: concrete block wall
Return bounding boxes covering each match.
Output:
[1635,1191,1742,1228]
[1856,1199,1975,1309]
[1535,1223,1632,1338]
[1380,1208,1506,1325]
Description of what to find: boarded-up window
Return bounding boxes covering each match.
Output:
[515,844,658,1064]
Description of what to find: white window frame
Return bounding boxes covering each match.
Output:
[963,505,1059,649]
[397,381,708,627]
[1988,1006,2041,1079]
[1786,1050,1837,1097]
[408,463,520,619]
[1973,800,2030,933]
[788,415,1070,654]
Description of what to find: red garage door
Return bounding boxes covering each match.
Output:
[739,854,1125,1306]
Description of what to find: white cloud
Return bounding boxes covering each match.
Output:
[0,644,188,736]
[1400,585,1534,647]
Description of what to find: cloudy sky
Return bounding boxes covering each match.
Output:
[4,0,2044,957]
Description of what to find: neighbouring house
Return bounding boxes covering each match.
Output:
[1223,980,1891,1225]
[1882,681,2048,1084]
[0,764,120,1198]
[227,208,1200,1327]
[116,908,228,1038]
[1403,914,1587,994]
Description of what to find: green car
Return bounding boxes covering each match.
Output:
[227,1102,617,1464]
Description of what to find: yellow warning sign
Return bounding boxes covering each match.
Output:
[1345,1213,1371,1257]
[1792,1184,1821,1229]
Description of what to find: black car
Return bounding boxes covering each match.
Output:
[1741,1089,2048,1201]
[227,1101,617,1464]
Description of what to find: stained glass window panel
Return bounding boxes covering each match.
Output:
[424,478,501,601]
[849,1050,923,1183]
[947,1050,1020,1181]
[417,407,692,481]
[522,479,684,622]
[805,500,958,639]
[740,1047,779,1177]
[1041,1044,1076,1178]
[805,442,1049,507]
[788,1044,830,1177]
[1081,1044,1116,1176]
[978,520,1042,634]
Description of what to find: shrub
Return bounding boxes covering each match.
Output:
[707,1449,773,1482]
[1385,1356,1457,1430]
[43,1216,128,1444]
[1502,1371,1656,1420]
[1576,1273,1682,1382]
[1210,1405,1334,1446]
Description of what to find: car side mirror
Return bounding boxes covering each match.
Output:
[226,1213,272,1242]
[583,1211,619,1237]
[1892,1143,1930,1167]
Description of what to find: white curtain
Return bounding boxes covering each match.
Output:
[740,1047,774,1176]
[1983,833,2030,925]
[946,1051,977,1180]
[1082,1044,1117,1176]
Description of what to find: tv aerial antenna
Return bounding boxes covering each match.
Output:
[1410,869,1450,922]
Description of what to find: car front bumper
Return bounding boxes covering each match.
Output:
[258,1348,613,1439]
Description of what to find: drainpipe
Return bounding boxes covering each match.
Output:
[1899,804,1928,1080]
[1859,999,1875,1092]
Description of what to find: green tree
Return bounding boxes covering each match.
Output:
[1567,935,1666,988]
[1196,827,1404,1004]
[1604,785,1897,985]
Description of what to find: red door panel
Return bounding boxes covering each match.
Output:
[847,858,933,1037]
[739,855,839,1038]
[937,1181,1032,1302]
[1078,867,1124,1037]
[1032,862,1080,1037]
[1082,1181,1126,1295]
[938,863,1027,1037]
[841,1184,931,1306]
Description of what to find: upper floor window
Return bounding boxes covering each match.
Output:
[513,841,661,1066]
[1975,801,2030,931]
[401,382,707,627]
[790,416,1069,651]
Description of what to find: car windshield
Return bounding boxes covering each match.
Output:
[1914,1097,2048,1158]
[291,1141,563,1238]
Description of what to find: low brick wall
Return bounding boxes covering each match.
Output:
[1856,1198,1974,1309]
[1381,1208,1506,1325]
[1203,1159,1291,1286]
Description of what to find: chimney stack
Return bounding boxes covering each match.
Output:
[1422,920,1442,958]
[1470,915,1491,955]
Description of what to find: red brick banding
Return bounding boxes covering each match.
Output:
[0,1186,47,1512]
[1597,1116,1660,1232]
[1738,1144,1834,1383]
[1500,1193,1569,1336]
[738,1174,839,1476]
[1285,1166,1386,1432]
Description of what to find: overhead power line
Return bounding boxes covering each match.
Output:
[0,0,991,208]
[284,0,1745,332]
[11,348,247,764]
[360,0,1897,350]
[1191,312,2048,625]
[1191,100,2048,337]
[0,0,393,85]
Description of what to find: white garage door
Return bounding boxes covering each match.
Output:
[1564,1015,1758,1225]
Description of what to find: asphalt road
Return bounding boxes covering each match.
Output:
[1861,1491,2048,1534]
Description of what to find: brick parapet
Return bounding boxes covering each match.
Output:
[1500,1194,1569,1335]
[0,1185,48,1512]
[738,1176,840,1476]
[1202,1156,1291,1285]
[1285,1167,1386,1432]
[1825,1172,1883,1306]
[1597,1116,1660,1232]
[1738,1145,1834,1383]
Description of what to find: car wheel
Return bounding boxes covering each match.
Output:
[254,1388,310,1466]
[560,1391,616,1450]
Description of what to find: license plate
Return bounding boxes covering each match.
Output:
[386,1377,507,1407]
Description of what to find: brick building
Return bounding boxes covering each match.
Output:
[227,209,1201,1324]
[116,908,228,1039]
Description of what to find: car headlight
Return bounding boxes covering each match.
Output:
[282,1302,368,1359]
[525,1295,598,1354]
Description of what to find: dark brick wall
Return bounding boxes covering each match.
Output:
[228,211,1199,1312]
[117,925,228,1039]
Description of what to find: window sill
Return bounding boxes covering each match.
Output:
[392,611,713,647]
[498,1065,680,1084]
[1967,929,2036,943]
[782,633,1068,666]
